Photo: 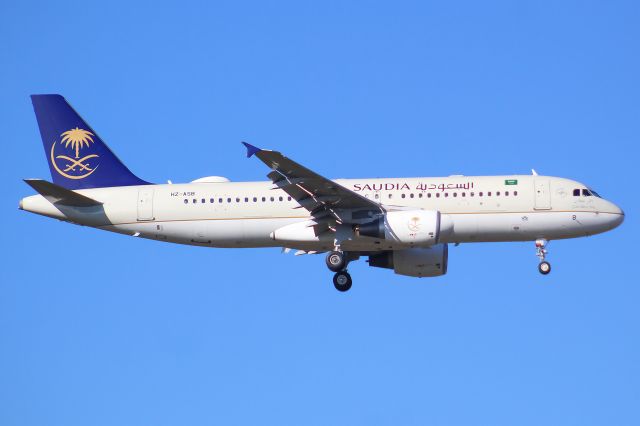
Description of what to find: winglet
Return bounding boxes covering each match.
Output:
[241,141,261,158]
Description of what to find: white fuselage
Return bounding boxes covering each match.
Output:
[20,175,624,252]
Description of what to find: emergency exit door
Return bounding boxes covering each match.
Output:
[137,189,154,221]
[534,179,551,210]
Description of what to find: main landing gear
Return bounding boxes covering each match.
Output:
[333,270,352,292]
[326,250,352,292]
[326,250,347,272]
[535,239,551,275]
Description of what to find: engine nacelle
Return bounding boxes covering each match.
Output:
[368,244,448,277]
[357,210,452,246]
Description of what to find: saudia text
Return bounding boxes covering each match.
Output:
[352,181,475,192]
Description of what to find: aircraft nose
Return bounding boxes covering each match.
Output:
[614,208,624,227]
[606,202,624,229]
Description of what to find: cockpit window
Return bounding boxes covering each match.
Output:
[574,187,601,197]
[588,188,602,198]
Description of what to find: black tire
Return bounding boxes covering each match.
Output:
[333,271,352,292]
[538,261,551,275]
[326,251,346,272]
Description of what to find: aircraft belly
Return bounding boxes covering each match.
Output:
[106,217,307,248]
[459,211,597,242]
[102,211,609,249]
[243,217,308,246]
[447,214,478,241]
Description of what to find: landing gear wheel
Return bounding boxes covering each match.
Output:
[326,251,346,272]
[333,271,352,292]
[538,261,551,275]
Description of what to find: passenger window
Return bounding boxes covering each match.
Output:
[193,199,197,203]
[418,193,423,198]
[262,197,266,202]
[227,198,231,203]
[218,198,223,203]
[270,197,274,202]
[496,191,500,196]
[436,193,440,198]
[444,193,449,197]
[183,199,188,204]
[375,193,379,199]
[461,192,466,197]
[210,198,214,203]
[453,193,457,197]
[427,193,431,198]
[470,192,474,197]
[253,197,257,202]
[514,191,518,196]
[401,194,406,199]
[288,196,292,201]
[279,196,283,201]
[505,191,509,196]
[487,192,491,196]
[201,198,205,203]
[410,193,414,198]
[479,192,483,197]
[236,197,240,202]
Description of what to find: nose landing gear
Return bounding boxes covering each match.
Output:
[535,239,551,275]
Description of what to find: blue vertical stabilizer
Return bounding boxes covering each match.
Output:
[31,94,149,189]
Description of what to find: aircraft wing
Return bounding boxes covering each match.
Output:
[242,142,383,222]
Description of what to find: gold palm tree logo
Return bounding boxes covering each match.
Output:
[50,127,100,180]
[408,216,421,232]
[61,127,95,158]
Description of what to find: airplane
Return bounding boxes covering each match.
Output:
[20,95,624,291]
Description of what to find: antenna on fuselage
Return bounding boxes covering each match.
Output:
[531,169,539,176]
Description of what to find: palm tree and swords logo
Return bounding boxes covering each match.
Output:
[407,216,422,232]
[50,127,100,179]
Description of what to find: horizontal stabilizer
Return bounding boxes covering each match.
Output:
[24,179,102,207]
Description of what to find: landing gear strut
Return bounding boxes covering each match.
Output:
[535,239,551,275]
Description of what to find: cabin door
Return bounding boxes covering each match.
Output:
[533,179,551,210]
[137,189,155,221]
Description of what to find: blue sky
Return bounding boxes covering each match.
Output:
[1,1,638,424]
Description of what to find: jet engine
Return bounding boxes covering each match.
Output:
[356,210,452,246]
[368,244,448,277]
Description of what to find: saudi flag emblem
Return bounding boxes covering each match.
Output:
[505,179,518,185]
